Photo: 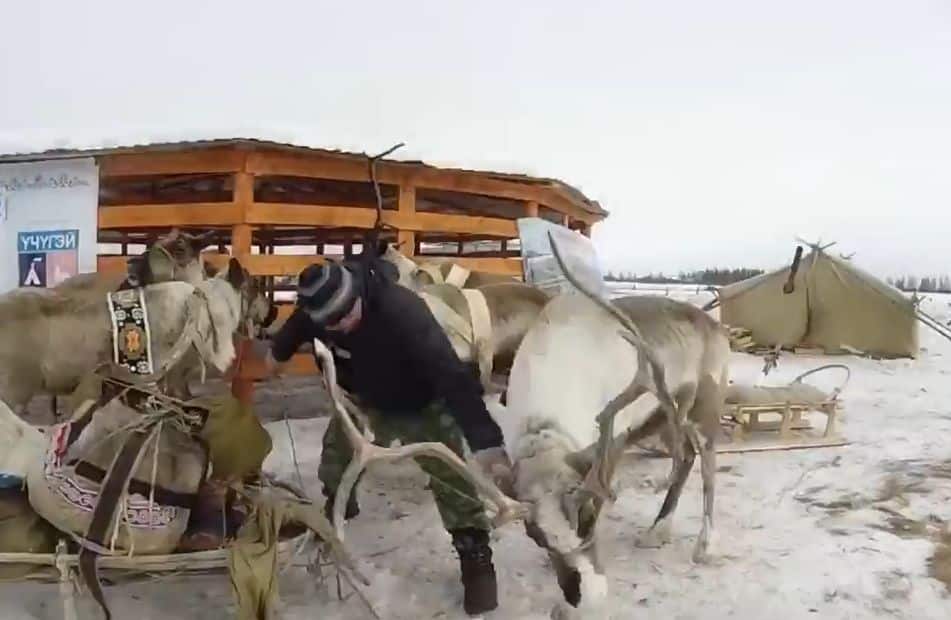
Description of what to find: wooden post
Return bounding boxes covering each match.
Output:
[398,185,416,257]
[231,170,254,404]
[525,201,539,218]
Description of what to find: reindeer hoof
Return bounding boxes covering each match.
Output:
[691,545,714,565]
[691,520,717,565]
[635,519,672,549]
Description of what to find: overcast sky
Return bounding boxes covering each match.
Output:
[1,1,948,278]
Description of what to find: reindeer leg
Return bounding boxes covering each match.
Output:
[636,432,695,549]
[689,375,721,564]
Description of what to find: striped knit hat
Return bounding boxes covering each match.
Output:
[296,261,361,326]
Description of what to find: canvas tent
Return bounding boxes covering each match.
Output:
[716,245,919,359]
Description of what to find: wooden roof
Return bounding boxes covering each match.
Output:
[0,137,607,219]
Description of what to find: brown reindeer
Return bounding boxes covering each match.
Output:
[0,258,265,417]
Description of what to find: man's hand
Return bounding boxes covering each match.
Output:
[472,446,516,498]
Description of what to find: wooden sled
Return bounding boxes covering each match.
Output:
[717,364,851,453]
[0,489,323,620]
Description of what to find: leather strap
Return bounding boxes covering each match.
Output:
[445,264,471,288]
[74,461,197,510]
[416,263,445,284]
[460,288,493,385]
[78,428,153,620]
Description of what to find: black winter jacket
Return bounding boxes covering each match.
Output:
[269,258,505,452]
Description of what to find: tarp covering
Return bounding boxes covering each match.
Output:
[718,246,919,358]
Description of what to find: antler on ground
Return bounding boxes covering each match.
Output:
[546,231,685,499]
[311,338,526,541]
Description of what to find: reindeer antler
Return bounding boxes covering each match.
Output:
[311,338,527,541]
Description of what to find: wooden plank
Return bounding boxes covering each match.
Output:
[714,437,849,454]
[231,224,253,258]
[398,185,416,257]
[99,148,245,177]
[241,254,323,276]
[99,204,241,228]
[99,251,520,278]
[246,203,518,237]
[97,255,128,273]
[426,256,523,277]
[246,150,598,223]
[231,173,254,263]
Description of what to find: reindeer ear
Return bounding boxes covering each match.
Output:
[226,257,246,289]
[376,241,389,256]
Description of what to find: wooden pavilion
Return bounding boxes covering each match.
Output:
[0,137,608,386]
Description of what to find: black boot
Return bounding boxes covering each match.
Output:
[450,528,499,615]
[323,489,360,522]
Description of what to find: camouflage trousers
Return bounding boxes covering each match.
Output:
[317,399,491,532]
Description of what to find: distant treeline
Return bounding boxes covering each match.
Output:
[604,267,765,286]
[888,275,951,293]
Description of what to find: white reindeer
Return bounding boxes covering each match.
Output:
[487,234,730,618]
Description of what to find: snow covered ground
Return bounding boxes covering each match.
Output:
[3,286,951,619]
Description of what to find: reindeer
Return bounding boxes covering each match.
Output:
[376,243,550,392]
[484,234,730,618]
[0,258,261,417]
[26,230,275,412]
[378,242,517,289]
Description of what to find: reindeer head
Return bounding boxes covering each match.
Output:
[127,228,215,288]
[206,258,277,337]
[505,417,608,613]
[376,242,422,289]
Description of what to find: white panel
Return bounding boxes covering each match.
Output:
[0,157,100,293]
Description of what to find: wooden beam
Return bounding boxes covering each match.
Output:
[99,148,245,177]
[422,256,523,277]
[204,253,325,276]
[231,171,254,260]
[246,203,518,237]
[97,255,128,274]
[175,252,521,279]
[99,203,241,228]
[397,185,416,257]
[231,224,252,258]
[525,201,539,217]
[246,150,598,223]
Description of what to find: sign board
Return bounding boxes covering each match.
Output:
[516,217,607,297]
[0,158,99,293]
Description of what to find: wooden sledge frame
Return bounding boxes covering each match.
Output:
[0,533,312,620]
[718,398,846,453]
[716,364,851,453]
